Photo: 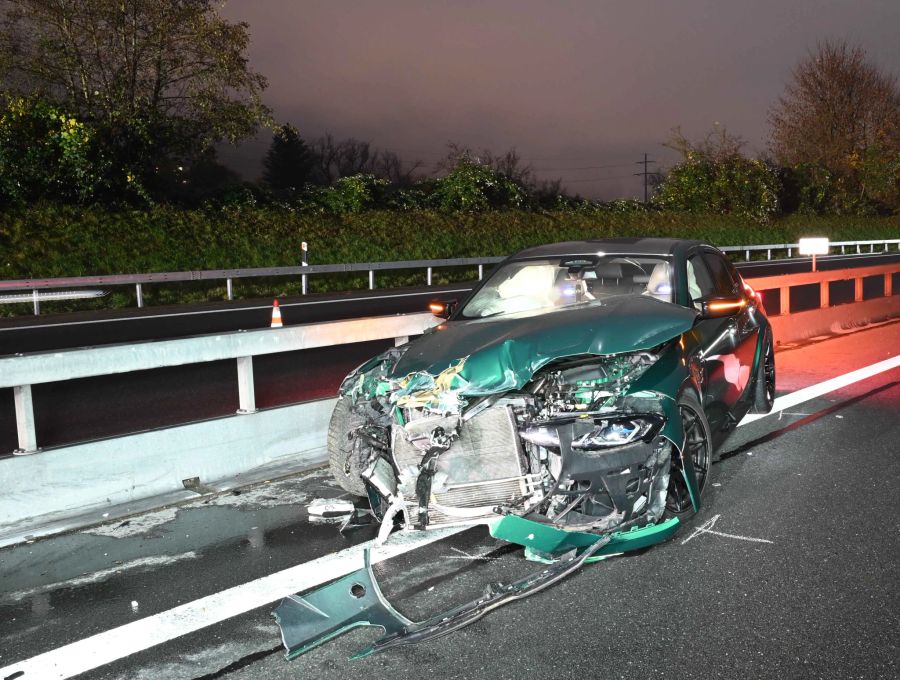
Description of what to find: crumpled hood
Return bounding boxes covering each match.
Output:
[392,295,697,395]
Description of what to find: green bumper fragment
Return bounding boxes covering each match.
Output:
[489,515,681,564]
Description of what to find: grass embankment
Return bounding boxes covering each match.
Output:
[1,206,897,314]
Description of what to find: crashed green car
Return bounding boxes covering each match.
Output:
[274,237,776,658]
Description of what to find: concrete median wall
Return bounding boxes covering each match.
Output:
[0,398,336,545]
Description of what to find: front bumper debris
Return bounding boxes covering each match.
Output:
[272,516,680,660]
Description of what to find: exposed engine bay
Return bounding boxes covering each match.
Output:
[331,343,682,543]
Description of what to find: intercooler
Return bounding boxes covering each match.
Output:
[391,406,530,527]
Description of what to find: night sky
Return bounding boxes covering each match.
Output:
[219,0,899,199]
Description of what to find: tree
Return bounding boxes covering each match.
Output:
[263,124,317,194]
[308,133,422,186]
[0,0,271,199]
[769,40,900,213]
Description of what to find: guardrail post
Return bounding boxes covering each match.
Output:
[780,286,790,315]
[13,385,38,454]
[787,247,792,257]
[226,278,234,301]
[32,289,40,316]
[236,356,257,414]
[427,267,432,286]
[136,283,144,308]
[819,281,829,308]
[886,273,893,297]
[369,270,375,290]
[766,249,771,260]
[745,249,750,261]
[301,273,307,296]
[854,277,863,302]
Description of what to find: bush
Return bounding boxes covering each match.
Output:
[0,96,104,205]
[654,154,781,222]
[429,158,527,212]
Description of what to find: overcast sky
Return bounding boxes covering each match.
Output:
[219,0,899,199]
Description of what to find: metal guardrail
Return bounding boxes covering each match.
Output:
[1,239,898,315]
[1,312,439,454]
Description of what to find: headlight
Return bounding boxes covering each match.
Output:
[571,417,660,450]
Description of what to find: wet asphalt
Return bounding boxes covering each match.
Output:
[1,325,899,680]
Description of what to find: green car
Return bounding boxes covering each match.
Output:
[274,238,776,658]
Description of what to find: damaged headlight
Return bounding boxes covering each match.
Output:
[571,417,661,450]
[339,345,411,400]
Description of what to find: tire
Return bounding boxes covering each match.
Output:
[664,389,713,519]
[327,398,368,496]
[750,331,776,414]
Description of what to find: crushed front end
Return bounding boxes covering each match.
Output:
[274,337,699,660]
[333,340,695,540]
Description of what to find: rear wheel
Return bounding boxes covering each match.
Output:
[665,390,713,518]
[751,333,776,414]
[327,398,368,496]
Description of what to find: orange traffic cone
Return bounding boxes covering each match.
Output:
[270,299,283,328]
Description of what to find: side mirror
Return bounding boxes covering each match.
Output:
[428,299,458,319]
[695,296,746,319]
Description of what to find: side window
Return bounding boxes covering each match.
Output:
[702,252,739,296]
[686,255,716,308]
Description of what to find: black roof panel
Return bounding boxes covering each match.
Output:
[512,237,704,259]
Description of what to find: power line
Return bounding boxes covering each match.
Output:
[563,174,635,183]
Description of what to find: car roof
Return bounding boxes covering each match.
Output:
[511,237,705,260]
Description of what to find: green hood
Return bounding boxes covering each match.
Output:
[392,296,697,395]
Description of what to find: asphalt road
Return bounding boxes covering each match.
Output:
[1,325,897,680]
[0,252,897,454]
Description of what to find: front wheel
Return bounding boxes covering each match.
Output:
[665,390,713,518]
[326,398,368,496]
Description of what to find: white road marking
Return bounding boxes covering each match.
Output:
[0,526,466,680]
[3,354,898,679]
[0,288,473,333]
[681,515,773,546]
[739,354,900,426]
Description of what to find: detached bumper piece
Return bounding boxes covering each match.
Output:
[274,534,612,661]
[273,516,681,662]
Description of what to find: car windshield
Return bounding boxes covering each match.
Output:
[461,255,674,319]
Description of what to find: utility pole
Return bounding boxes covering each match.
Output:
[635,153,655,204]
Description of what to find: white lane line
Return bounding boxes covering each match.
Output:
[3,355,899,679]
[0,527,465,680]
[0,289,473,333]
[739,354,900,426]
